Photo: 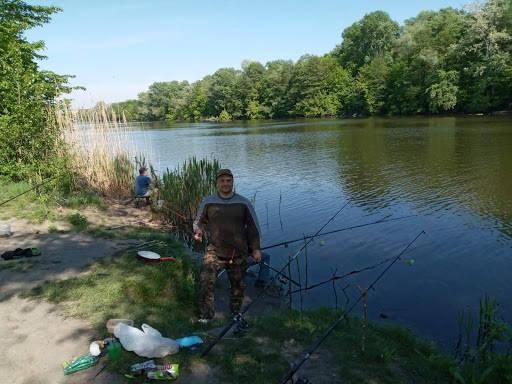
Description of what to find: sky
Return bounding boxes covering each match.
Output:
[26,0,465,108]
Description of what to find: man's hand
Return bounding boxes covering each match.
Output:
[252,249,262,263]
[194,229,203,242]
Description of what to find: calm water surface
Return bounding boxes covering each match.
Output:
[131,116,512,348]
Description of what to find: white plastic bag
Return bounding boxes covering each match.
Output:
[0,223,11,237]
[114,323,179,358]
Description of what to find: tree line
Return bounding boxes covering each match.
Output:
[1,0,511,180]
[110,0,512,121]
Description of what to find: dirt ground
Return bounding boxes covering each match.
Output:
[0,205,282,384]
[0,221,132,384]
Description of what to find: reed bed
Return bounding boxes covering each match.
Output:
[54,103,219,240]
[157,156,220,244]
[55,104,144,198]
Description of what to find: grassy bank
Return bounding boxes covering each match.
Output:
[19,234,512,383]
[0,178,107,223]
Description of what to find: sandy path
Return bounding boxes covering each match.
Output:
[0,223,135,384]
[0,219,282,384]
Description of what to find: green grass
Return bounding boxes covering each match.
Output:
[63,191,107,210]
[20,237,211,381]
[0,179,57,222]
[22,239,198,332]
[241,309,454,384]
[19,234,511,383]
[0,179,106,223]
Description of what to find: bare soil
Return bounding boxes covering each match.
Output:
[0,203,283,384]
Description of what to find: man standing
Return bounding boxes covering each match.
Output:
[193,169,262,322]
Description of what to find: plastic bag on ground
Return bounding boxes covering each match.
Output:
[0,223,11,237]
[114,323,179,358]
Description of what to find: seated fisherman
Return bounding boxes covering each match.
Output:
[134,167,152,199]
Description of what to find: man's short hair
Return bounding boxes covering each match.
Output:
[139,167,148,175]
[216,168,233,179]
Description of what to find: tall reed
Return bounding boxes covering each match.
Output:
[55,103,144,198]
[157,156,220,244]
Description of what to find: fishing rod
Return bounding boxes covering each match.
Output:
[0,179,52,207]
[261,214,416,251]
[278,226,431,384]
[288,246,419,295]
[200,200,351,357]
[258,261,300,286]
[222,214,416,292]
[218,260,301,287]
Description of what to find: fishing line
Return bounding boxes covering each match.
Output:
[278,216,440,384]
[261,214,416,251]
[288,245,420,294]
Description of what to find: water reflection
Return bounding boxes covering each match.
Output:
[129,116,512,348]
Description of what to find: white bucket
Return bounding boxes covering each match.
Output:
[0,222,12,237]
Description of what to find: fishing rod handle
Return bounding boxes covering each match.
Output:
[201,318,237,357]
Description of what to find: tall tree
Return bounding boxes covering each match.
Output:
[332,11,400,71]
[145,81,189,120]
[241,60,266,119]
[0,0,73,180]
[455,0,512,112]
[355,55,390,115]
[396,8,466,112]
[259,60,294,118]
[289,55,353,117]
[206,68,244,119]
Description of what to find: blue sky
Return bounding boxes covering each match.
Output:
[26,0,465,108]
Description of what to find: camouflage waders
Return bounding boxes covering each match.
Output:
[199,245,248,319]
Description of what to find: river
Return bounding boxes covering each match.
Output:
[129,115,512,349]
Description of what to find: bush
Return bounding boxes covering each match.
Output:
[67,213,88,230]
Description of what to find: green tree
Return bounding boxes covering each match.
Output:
[241,60,266,119]
[181,81,208,120]
[455,0,512,112]
[332,11,400,71]
[426,70,459,113]
[288,55,353,117]
[145,81,189,120]
[384,61,421,115]
[218,109,231,122]
[110,99,148,121]
[207,68,244,119]
[259,60,294,118]
[355,55,390,114]
[0,0,73,180]
[397,8,466,112]
[400,8,466,61]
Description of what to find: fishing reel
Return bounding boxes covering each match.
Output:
[277,275,288,285]
[232,313,249,336]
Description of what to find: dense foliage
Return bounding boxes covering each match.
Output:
[0,0,73,180]
[111,0,512,121]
